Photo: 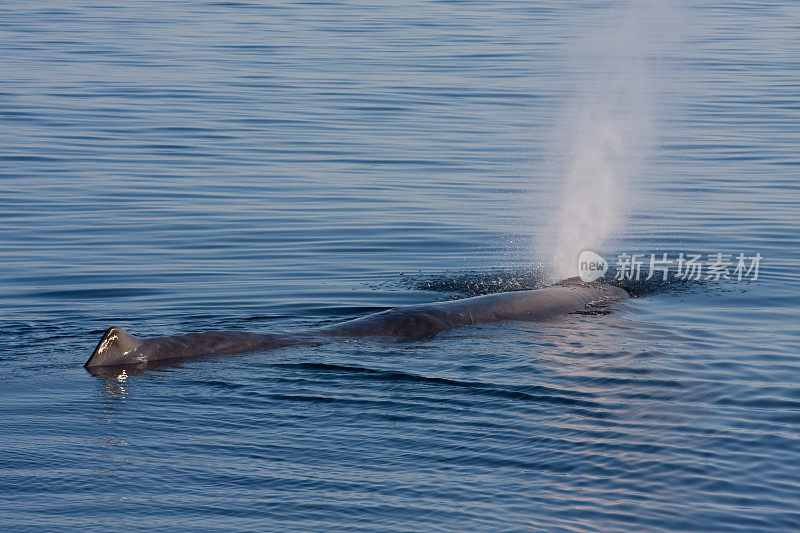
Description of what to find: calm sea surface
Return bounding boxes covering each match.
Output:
[1,1,799,531]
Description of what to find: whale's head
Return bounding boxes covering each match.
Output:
[556,276,630,301]
[85,327,144,368]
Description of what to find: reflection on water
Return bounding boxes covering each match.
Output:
[98,370,129,421]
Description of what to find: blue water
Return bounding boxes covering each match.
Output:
[2,1,799,531]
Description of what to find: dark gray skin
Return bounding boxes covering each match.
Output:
[85,279,628,369]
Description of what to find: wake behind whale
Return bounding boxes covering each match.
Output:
[85,278,628,371]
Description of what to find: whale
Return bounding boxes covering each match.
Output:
[84,278,628,369]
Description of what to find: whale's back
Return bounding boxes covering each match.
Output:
[85,280,629,368]
[321,280,628,339]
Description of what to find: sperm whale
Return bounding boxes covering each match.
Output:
[84,278,628,369]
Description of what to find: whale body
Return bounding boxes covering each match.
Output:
[85,278,628,369]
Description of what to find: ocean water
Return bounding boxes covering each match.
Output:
[1,1,799,531]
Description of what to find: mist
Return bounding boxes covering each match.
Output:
[543,1,678,279]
